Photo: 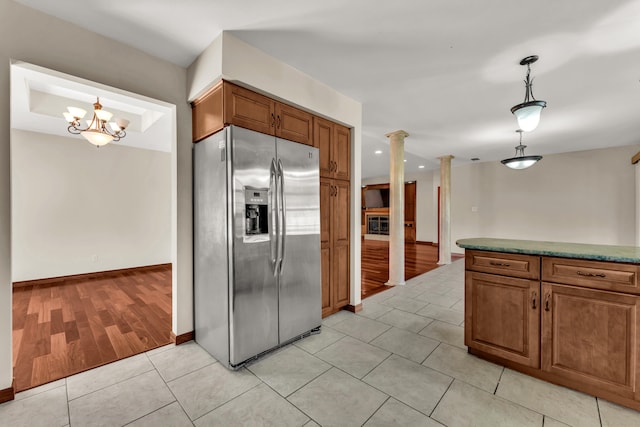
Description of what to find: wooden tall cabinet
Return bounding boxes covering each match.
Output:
[315,116,351,317]
[192,81,352,319]
[320,179,351,317]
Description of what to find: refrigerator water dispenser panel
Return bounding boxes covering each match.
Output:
[244,188,269,241]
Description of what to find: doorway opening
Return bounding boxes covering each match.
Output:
[10,61,176,392]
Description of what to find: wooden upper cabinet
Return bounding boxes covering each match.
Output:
[315,117,333,177]
[314,117,351,181]
[275,103,313,146]
[333,124,351,181]
[541,283,640,399]
[192,83,224,142]
[223,83,275,135]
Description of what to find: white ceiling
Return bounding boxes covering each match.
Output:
[10,62,173,152]
[12,0,640,177]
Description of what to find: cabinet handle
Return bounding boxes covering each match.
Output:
[576,270,606,278]
[271,113,275,127]
[544,293,551,311]
[532,291,537,310]
[489,261,511,267]
[277,115,281,128]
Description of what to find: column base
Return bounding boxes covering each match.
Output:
[385,280,405,286]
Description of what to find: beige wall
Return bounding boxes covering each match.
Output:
[450,144,640,253]
[363,144,638,254]
[11,130,171,282]
[187,32,364,306]
[0,0,192,390]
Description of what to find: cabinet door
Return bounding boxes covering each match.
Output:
[466,271,540,368]
[223,83,275,135]
[192,83,223,142]
[275,103,313,146]
[333,124,351,181]
[314,117,333,178]
[332,180,351,309]
[320,179,333,317]
[541,283,640,399]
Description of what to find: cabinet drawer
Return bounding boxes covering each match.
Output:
[466,250,540,280]
[542,257,640,294]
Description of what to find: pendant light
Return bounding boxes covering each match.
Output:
[63,97,129,147]
[501,130,542,170]
[510,56,547,132]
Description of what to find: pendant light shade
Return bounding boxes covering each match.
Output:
[501,130,542,170]
[511,100,546,132]
[511,56,547,132]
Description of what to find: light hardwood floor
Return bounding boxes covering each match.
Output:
[12,265,172,392]
[361,239,462,299]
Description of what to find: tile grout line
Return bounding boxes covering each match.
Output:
[360,395,392,426]
[427,376,455,420]
[190,381,263,424]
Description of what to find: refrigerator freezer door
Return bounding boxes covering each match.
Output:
[193,128,230,365]
[229,126,279,366]
[276,138,322,343]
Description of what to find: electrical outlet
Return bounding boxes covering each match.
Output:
[471,206,478,212]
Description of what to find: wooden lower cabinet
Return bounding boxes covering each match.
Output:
[466,251,640,410]
[466,271,540,368]
[541,282,640,399]
[321,178,350,317]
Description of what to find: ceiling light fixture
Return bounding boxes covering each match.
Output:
[63,97,129,147]
[510,55,547,132]
[418,165,425,169]
[375,150,383,154]
[501,130,542,170]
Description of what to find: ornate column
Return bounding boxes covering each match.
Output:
[386,130,409,286]
[438,155,454,265]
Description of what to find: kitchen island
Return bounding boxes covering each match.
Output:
[457,237,640,411]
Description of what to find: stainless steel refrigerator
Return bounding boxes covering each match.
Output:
[193,125,321,368]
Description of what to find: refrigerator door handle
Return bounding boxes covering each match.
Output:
[277,159,287,275]
[270,158,279,276]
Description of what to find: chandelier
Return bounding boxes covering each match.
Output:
[501,130,542,170]
[63,97,129,147]
[510,56,547,132]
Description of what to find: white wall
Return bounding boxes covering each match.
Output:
[0,0,192,391]
[450,144,640,253]
[362,171,437,243]
[187,32,364,306]
[11,130,171,282]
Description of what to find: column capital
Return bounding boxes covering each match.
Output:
[385,130,410,140]
[632,151,640,164]
[437,155,455,161]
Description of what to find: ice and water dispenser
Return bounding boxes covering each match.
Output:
[244,188,268,239]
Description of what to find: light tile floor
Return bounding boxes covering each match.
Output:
[3,260,640,426]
